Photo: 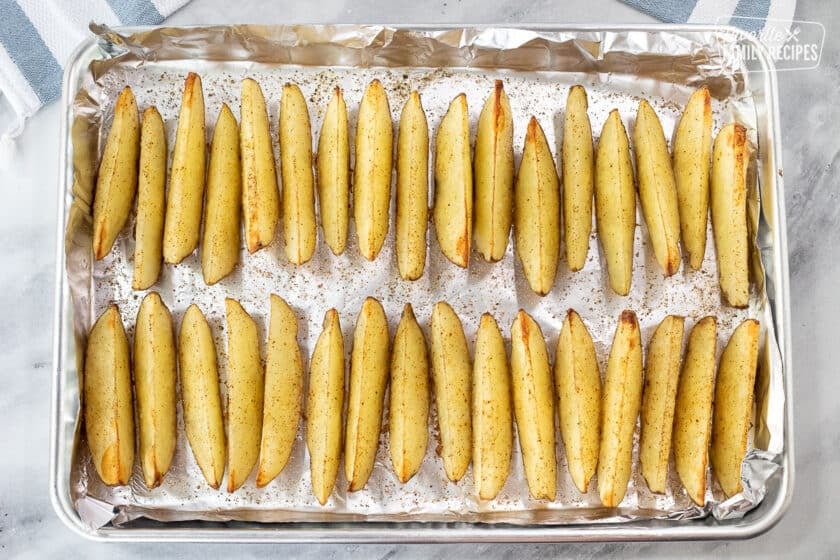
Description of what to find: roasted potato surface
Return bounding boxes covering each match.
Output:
[389,304,430,484]
[179,304,226,489]
[132,105,166,289]
[306,309,345,505]
[433,94,473,268]
[134,293,177,489]
[429,301,472,482]
[84,305,135,486]
[673,316,717,506]
[711,123,751,308]
[473,81,514,263]
[256,295,304,487]
[710,318,760,497]
[510,310,556,501]
[241,77,280,254]
[595,110,636,296]
[163,73,206,264]
[597,310,643,507]
[555,309,601,494]
[472,313,512,500]
[93,86,140,261]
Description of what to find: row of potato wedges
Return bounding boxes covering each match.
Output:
[85,294,759,507]
[92,75,751,305]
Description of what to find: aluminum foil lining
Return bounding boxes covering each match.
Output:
[64,24,786,529]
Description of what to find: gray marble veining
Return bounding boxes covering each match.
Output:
[1,0,838,557]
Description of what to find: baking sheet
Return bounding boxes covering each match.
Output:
[63,25,786,530]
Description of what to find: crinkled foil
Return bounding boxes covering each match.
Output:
[63,25,786,530]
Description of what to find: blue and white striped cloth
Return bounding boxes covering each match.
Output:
[621,0,798,34]
[0,0,189,141]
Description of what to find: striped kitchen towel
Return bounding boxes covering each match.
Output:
[0,0,190,141]
[620,0,798,34]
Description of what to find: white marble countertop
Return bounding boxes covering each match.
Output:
[2,0,837,557]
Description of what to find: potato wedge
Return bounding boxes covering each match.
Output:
[163,73,206,264]
[201,104,241,285]
[598,310,643,507]
[389,304,430,483]
[240,77,280,253]
[179,304,226,489]
[433,94,473,268]
[92,86,140,260]
[225,298,264,492]
[634,100,681,276]
[256,295,303,487]
[317,87,350,255]
[473,80,514,262]
[354,79,393,260]
[562,86,595,272]
[345,297,390,491]
[280,83,317,264]
[595,109,636,296]
[510,310,556,500]
[472,313,512,500]
[673,316,717,506]
[673,87,712,270]
[430,301,472,481]
[306,309,345,505]
[555,309,601,494]
[396,91,429,280]
[134,293,177,489]
[132,106,166,289]
[639,315,685,493]
[711,123,750,307]
[84,305,135,485]
[710,318,760,497]
[514,116,561,296]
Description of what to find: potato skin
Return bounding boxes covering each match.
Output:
[673,316,717,506]
[555,309,601,493]
[711,123,750,307]
[634,99,681,276]
[673,87,712,270]
[240,77,280,254]
[132,106,166,289]
[429,301,472,482]
[639,315,685,493]
[389,304,430,484]
[597,310,643,507]
[433,94,473,268]
[595,109,636,296]
[472,313,512,500]
[562,86,595,272]
[280,83,317,264]
[510,310,556,501]
[354,79,393,261]
[256,295,303,487]
[345,297,390,491]
[395,91,430,280]
[178,304,226,489]
[225,298,264,492]
[306,309,345,505]
[163,73,206,264]
[317,88,350,255]
[473,80,514,263]
[84,305,135,486]
[710,318,760,497]
[201,104,241,285]
[93,86,140,260]
[134,292,177,489]
[514,116,561,296]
